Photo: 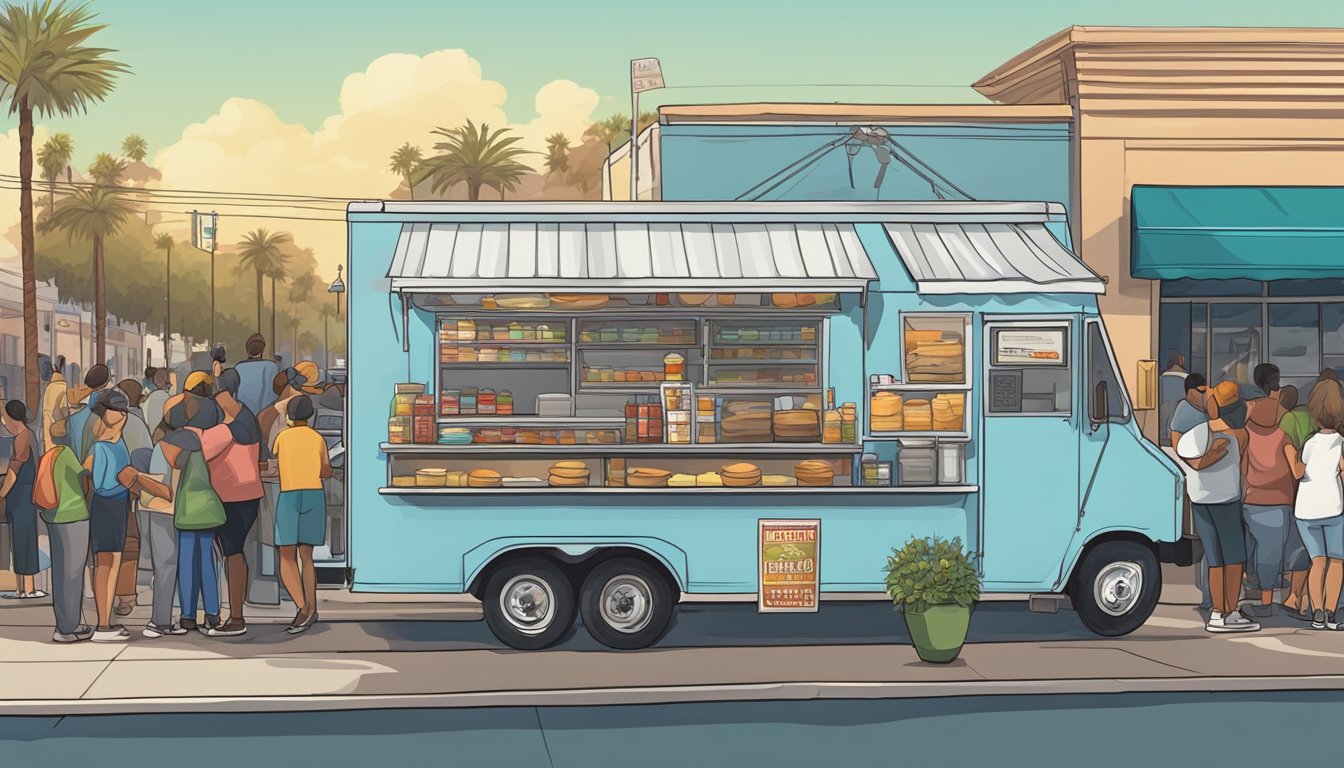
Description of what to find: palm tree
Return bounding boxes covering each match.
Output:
[388,142,421,200]
[267,262,286,353]
[236,229,290,335]
[87,151,127,186]
[36,132,72,213]
[154,232,173,366]
[416,120,533,201]
[43,187,133,365]
[585,114,630,158]
[544,133,570,176]
[288,271,317,354]
[121,133,146,162]
[0,0,127,406]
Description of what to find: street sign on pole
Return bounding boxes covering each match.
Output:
[630,58,665,201]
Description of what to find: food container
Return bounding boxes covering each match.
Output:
[898,440,937,486]
[440,390,460,416]
[938,442,965,485]
[509,322,523,340]
[456,319,476,341]
[459,387,478,416]
[413,415,436,444]
[415,468,449,487]
[497,390,514,416]
[661,352,686,381]
[392,393,417,417]
[413,395,435,416]
[387,416,412,444]
[478,388,497,416]
[537,393,573,417]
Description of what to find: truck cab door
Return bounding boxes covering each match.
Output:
[980,318,1080,589]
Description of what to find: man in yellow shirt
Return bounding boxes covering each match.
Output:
[271,396,331,634]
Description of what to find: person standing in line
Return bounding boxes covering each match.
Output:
[143,367,172,431]
[192,369,263,637]
[39,441,93,642]
[158,396,227,635]
[83,390,132,642]
[1275,384,1313,619]
[1240,364,1296,619]
[1288,378,1344,630]
[1171,373,1259,633]
[0,402,44,599]
[272,396,332,634]
[40,355,67,450]
[136,396,191,638]
[66,364,111,462]
[258,361,324,451]
[1159,349,1188,448]
[111,380,155,618]
[235,334,280,417]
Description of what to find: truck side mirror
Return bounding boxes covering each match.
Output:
[1091,381,1109,426]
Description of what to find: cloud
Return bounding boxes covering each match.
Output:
[149,50,602,272]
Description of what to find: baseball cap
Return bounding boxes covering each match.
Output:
[184,371,215,392]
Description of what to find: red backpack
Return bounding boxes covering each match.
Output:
[32,445,64,511]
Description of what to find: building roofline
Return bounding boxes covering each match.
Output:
[974,25,1344,102]
[656,103,1073,125]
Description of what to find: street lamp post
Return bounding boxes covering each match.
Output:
[327,265,345,370]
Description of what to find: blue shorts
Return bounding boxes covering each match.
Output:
[1295,516,1344,560]
[1192,502,1246,567]
[274,489,326,547]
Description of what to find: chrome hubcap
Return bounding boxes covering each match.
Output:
[599,575,654,634]
[500,575,555,635]
[1094,561,1143,617]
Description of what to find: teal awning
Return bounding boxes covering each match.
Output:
[1132,186,1344,280]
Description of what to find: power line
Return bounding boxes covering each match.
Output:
[0,174,359,204]
[657,83,971,90]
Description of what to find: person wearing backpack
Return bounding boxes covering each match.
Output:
[33,442,93,643]
[0,401,44,600]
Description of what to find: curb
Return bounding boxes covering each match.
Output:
[5,675,1344,716]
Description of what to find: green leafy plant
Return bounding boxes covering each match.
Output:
[883,536,980,613]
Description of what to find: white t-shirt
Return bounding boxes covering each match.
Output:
[1296,432,1344,520]
[1180,429,1241,505]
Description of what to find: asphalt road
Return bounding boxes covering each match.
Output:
[2,691,1340,766]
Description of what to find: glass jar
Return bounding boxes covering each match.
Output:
[663,352,685,381]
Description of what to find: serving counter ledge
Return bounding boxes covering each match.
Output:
[378,485,980,495]
[380,442,864,455]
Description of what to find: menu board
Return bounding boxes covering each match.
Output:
[758,519,820,613]
[993,328,1067,366]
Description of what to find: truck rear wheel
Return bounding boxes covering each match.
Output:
[580,558,675,650]
[1070,540,1160,637]
[483,557,576,650]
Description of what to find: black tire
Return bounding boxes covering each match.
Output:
[482,557,576,651]
[1070,540,1161,637]
[579,558,676,650]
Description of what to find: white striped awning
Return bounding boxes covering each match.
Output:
[386,222,879,293]
[884,222,1103,295]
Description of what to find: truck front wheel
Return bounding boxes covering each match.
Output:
[483,557,576,650]
[1070,540,1161,637]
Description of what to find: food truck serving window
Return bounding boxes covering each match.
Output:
[987,325,1072,416]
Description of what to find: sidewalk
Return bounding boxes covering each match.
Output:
[1,564,1340,715]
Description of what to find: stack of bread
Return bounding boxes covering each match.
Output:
[762,474,797,487]
[695,471,723,487]
[721,462,762,487]
[905,329,964,383]
[669,473,697,487]
[720,400,773,443]
[903,399,934,432]
[772,408,821,442]
[870,392,904,432]
[415,468,449,487]
[609,458,626,487]
[932,393,965,431]
[794,460,835,487]
[548,461,590,488]
[627,467,672,488]
[466,469,503,488]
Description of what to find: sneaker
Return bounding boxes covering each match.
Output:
[91,627,131,643]
[142,623,188,638]
[52,630,90,643]
[1313,609,1328,629]
[1242,603,1274,619]
[179,617,198,632]
[206,618,247,637]
[1207,611,1260,633]
[198,614,222,636]
[74,624,94,641]
[114,600,135,616]
[1329,612,1342,631]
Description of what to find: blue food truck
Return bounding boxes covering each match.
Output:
[346,200,1184,650]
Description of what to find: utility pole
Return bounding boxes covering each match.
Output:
[210,211,218,347]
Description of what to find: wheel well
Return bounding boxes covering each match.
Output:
[1067,532,1158,594]
[467,546,682,601]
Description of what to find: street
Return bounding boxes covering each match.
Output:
[3,691,1341,766]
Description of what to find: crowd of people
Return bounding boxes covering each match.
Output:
[0,334,336,643]
[1170,357,1344,633]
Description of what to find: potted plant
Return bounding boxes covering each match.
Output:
[883,535,981,663]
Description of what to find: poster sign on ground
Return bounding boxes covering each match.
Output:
[758,519,820,613]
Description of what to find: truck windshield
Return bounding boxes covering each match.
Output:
[1088,321,1131,423]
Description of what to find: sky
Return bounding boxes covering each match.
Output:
[0,0,1340,270]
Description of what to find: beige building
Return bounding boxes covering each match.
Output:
[975,26,1344,442]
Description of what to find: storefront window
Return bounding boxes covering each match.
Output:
[1269,279,1344,298]
[1209,303,1261,398]
[1269,303,1320,394]
[1323,303,1344,380]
